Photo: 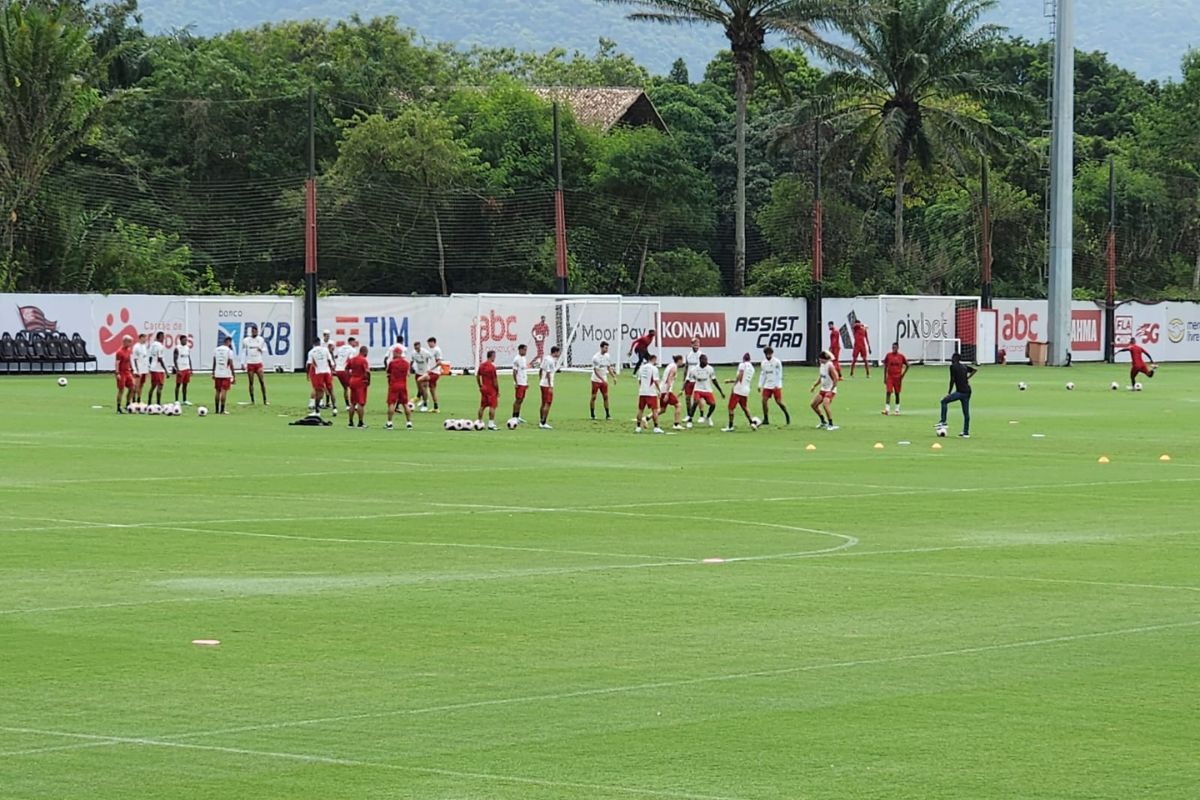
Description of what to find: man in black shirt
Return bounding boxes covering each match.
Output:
[938,353,977,438]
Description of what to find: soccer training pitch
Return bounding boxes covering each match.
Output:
[2,364,1197,799]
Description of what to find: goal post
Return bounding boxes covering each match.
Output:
[555,295,660,374]
[868,295,981,364]
[919,338,962,365]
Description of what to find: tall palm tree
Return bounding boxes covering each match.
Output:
[818,0,1024,262]
[599,0,854,294]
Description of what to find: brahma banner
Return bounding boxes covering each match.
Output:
[993,300,1106,363]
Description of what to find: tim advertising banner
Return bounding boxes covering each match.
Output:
[993,300,1106,362]
[1113,301,1200,361]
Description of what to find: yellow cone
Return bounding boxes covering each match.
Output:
[873,442,884,449]
[805,443,817,451]
[1098,456,1110,464]
[1159,454,1171,462]
[931,442,943,450]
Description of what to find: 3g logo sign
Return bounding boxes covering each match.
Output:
[1137,323,1160,344]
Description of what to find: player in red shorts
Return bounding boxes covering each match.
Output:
[758,346,789,425]
[589,341,615,421]
[530,315,550,367]
[827,321,843,379]
[476,349,500,430]
[723,353,756,431]
[307,338,334,415]
[629,329,656,373]
[1117,341,1156,388]
[635,354,662,434]
[241,324,269,405]
[426,337,444,412]
[385,344,412,430]
[114,335,134,413]
[881,342,910,415]
[850,320,871,377]
[659,354,684,430]
[173,334,193,405]
[512,343,529,423]
[211,335,236,415]
[687,354,723,427]
[810,350,840,430]
[538,345,560,429]
[346,345,371,428]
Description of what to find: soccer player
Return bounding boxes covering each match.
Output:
[147,331,169,406]
[477,349,500,430]
[682,337,704,421]
[114,334,134,413]
[410,341,434,412]
[512,343,529,423]
[211,334,236,415]
[307,336,334,414]
[346,345,371,428]
[882,342,910,415]
[538,345,560,429]
[660,354,684,430]
[634,354,663,433]
[173,335,192,405]
[850,319,871,377]
[320,329,337,410]
[723,352,756,431]
[938,352,977,438]
[334,336,357,410]
[758,346,789,425]
[810,350,839,430]
[629,329,656,373]
[1117,340,1157,388]
[241,324,269,405]
[426,337,443,412]
[590,341,616,421]
[688,354,723,427]
[385,344,413,430]
[827,321,843,379]
[531,315,550,366]
[131,333,149,403]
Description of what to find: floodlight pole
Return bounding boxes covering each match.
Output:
[1046,0,1075,366]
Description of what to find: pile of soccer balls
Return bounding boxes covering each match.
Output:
[126,402,185,416]
[443,419,486,431]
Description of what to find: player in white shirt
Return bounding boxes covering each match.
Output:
[512,343,530,423]
[682,337,705,422]
[307,338,334,415]
[660,354,685,430]
[589,341,616,421]
[211,335,236,415]
[131,333,149,403]
[334,336,358,410]
[810,350,840,430]
[635,354,663,433]
[758,346,790,425]
[147,331,169,406]
[241,324,269,405]
[538,345,560,429]
[318,329,337,410]
[173,335,193,404]
[425,337,444,412]
[686,354,724,427]
[409,341,435,412]
[723,352,756,432]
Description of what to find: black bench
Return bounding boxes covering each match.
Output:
[0,331,98,373]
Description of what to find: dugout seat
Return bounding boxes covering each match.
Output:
[0,332,17,373]
[69,334,97,371]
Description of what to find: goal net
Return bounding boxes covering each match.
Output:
[555,296,660,374]
[830,295,981,364]
[919,338,962,365]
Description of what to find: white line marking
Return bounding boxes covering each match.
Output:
[802,563,1200,593]
[0,728,740,800]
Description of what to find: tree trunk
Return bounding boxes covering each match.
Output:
[433,205,448,296]
[635,238,649,294]
[894,154,906,264]
[733,61,748,295]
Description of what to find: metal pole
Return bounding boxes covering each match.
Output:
[1046,0,1075,366]
[553,102,568,295]
[808,119,823,365]
[980,158,993,309]
[303,86,318,361]
[1105,156,1117,362]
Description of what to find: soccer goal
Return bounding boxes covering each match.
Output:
[555,295,660,374]
[845,295,981,364]
[919,338,961,364]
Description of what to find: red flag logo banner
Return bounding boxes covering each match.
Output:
[18,305,57,332]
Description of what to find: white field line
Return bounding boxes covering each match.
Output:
[0,729,741,800]
[3,618,1196,757]
[797,563,1200,594]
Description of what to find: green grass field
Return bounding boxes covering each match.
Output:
[2,363,1197,800]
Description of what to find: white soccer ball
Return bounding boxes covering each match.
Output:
[406,401,415,411]
[443,419,454,430]
[57,377,68,387]
[197,406,209,417]
[171,403,182,416]
[1065,382,1075,391]
[506,418,519,429]
[1018,382,1028,391]
[452,419,467,431]
[750,416,762,429]
[1111,381,1120,391]
[936,426,948,438]
[148,404,161,415]
[472,420,485,431]
[1134,382,1143,392]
